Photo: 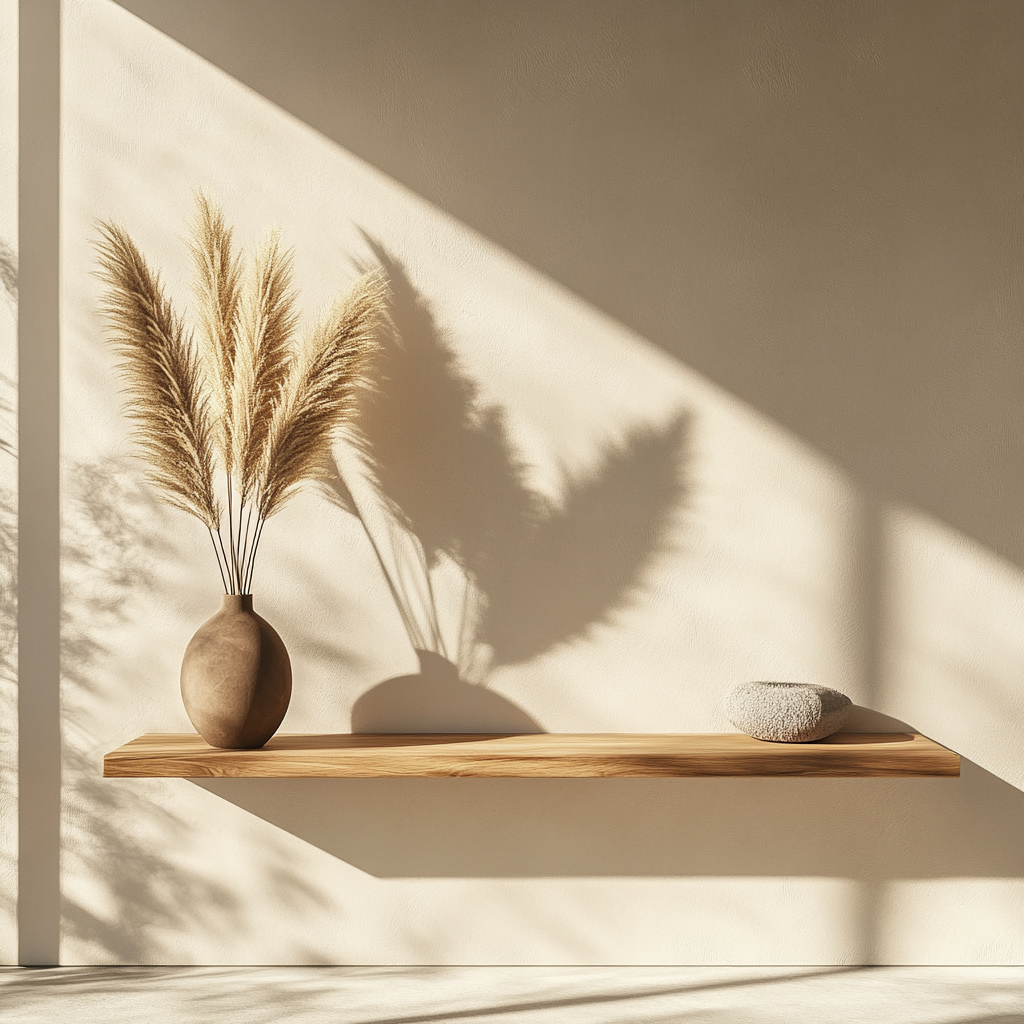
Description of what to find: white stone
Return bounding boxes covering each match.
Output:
[725,681,852,742]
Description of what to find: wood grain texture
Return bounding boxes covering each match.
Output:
[103,732,960,778]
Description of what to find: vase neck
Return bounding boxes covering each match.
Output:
[221,594,254,613]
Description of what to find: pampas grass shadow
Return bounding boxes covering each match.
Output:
[337,237,691,694]
[480,414,690,666]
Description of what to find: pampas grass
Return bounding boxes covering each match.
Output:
[259,270,386,521]
[189,194,241,473]
[95,195,386,595]
[95,224,221,531]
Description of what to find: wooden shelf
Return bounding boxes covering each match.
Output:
[103,732,959,779]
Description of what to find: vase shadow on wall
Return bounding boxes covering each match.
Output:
[351,650,543,734]
[328,237,691,730]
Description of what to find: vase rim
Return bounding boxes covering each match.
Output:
[220,593,254,611]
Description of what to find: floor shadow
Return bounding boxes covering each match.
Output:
[0,965,882,1023]
[948,1018,1024,1024]
[196,749,1023,880]
[351,650,542,734]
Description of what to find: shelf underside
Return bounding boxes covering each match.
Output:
[103,732,960,779]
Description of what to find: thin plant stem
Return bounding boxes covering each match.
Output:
[241,515,253,593]
[238,501,255,592]
[245,500,255,564]
[208,526,229,593]
[235,496,243,591]
[245,516,266,594]
[237,487,248,590]
[245,516,262,593]
[242,503,262,593]
[226,472,239,593]
[216,527,234,595]
[235,500,245,589]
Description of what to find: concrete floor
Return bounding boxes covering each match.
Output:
[0,966,1020,1024]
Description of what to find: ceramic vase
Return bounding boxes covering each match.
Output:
[180,594,292,749]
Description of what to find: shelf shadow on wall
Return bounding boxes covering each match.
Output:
[194,752,1024,881]
[333,239,690,731]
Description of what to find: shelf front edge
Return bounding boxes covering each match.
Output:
[103,732,961,779]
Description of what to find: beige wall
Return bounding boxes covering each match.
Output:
[18,0,1023,963]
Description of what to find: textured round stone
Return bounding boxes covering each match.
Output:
[725,681,852,742]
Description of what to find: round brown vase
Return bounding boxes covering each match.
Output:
[180,595,292,749]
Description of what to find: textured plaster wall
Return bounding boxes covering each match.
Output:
[45,0,1024,963]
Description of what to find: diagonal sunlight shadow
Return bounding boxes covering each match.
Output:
[0,237,16,308]
[114,0,1024,570]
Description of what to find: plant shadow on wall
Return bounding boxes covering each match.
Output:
[327,237,692,732]
[62,459,333,962]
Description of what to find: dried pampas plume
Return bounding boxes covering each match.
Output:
[260,269,386,520]
[94,197,387,594]
[94,222,221,531]
[189,193,241,473]
[232,229,298,505]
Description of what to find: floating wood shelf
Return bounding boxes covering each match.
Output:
[103,732,959,779]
